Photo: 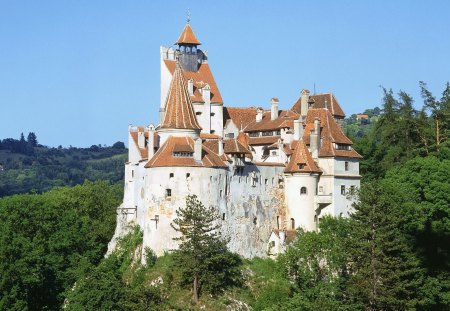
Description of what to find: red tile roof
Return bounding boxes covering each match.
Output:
[145,136,227,168]
[291,93,345,118]
[303,109,362,158]
[164,60,223,104]
[160,62,202,130]
[245,110,299,132]
[223,107,258,131]
[284,140,322,174]
[130,131,148,159]
[175,24,201,45]
[247,135,281,146]
[204,139,252,157]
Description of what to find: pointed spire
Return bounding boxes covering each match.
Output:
[176,23,201,45]
[160,61,202,130]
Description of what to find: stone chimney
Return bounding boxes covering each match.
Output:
[310,117,321,159]
[218,138,224,156]
[187,78,194,96]
[271,98,279,121]
[293,117,303,140]
[300,89,310,118]
[147,124,156,159]
[138,130,145,149]
[256,107,264,122]
[194,138,202,162]
[159,108,165,125]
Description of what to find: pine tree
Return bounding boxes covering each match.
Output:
[27,132,38,147]
[171,195,241,303]
[349,182,423,310]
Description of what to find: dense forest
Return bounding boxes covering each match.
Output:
[0,82,449,310]
[0,134,127,196]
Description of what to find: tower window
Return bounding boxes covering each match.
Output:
[166,189,172,198]
[345,161,349,171]
[290,218,295,230]
[131,170,134,178]
[186,173,190,179]
[341,185,346,195]
[222,213,226,220]
[169,173,174,178]
[300,187,307,195]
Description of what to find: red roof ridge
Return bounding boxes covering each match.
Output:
[160,62,202,130]
[175,23,201,45]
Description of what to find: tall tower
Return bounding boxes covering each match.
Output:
[175,22,201,72]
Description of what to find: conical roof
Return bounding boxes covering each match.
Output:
[160,62,202,130]
[175,23,201,45]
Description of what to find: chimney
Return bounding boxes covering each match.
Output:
[194,138,202,162]
[293,117,303,140]
[188,78,194,96]
[218,138,224,156]
[310,117,321,159]
[300,89,310,118]
[138,130,145,149]
[159,108,165,125]
[147,124,156,158]
[271,97,279,121]
[256,107,264,122]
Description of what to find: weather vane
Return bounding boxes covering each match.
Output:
[186,9,191,24]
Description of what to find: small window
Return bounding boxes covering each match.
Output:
[298,163,305,169]
[210,130,216,134]
[345,161,349,171]
[249,132,259,137]
[222,213,226,220]
[265,179,268,185]
[290,218,295,230]
[350,185,355,193]
[210,112,215,116]
[220,190,223,197]
[271,151,277,156]
[196,111,202,115]
[226,133,235,138]
[341,185,346,195]
[131,170,134,178]
[270,241,275,247]
[166,189,172,198]
[300,187,307,195]
[276,216,280,229]
[169,173,174,178]
[253,217,257,225]
[186,173,190,179]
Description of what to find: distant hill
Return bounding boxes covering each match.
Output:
[343,106,381,140]
[0,133,127,196]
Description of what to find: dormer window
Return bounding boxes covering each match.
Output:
[173,152,193,157]
[298,163,305,169]
[249,132,259,137]
[262,131,273,136]
[336,144,351,151]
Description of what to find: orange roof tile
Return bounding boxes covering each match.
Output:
[164,60,223,104]
[200,133,220,139]
[303,109,362,159]
[254,162,285,167]
[291,93,345,118]
[161,62,202,130]
[176,24,201,45]
[245,110,299,132]
[223,107,258,131]
[247,135,281,146]
[204,139,252,157]
[145,136,227,168]
[284,140,322,174]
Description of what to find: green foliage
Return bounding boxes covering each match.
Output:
[277,217,356,310]
[0,135,127,197]
[0,181,121,310]
[171,195,242,302]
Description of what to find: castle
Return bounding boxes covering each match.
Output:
[111,22,361,258]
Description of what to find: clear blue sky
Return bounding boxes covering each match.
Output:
[1,0,449,147]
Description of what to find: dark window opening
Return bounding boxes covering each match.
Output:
[169,173,174,178]
[290,218,295,230]
[341,185,346,195]
[298,163,305,169]
[186,173,190,179]
[300,187,307,195]
[345,161,349,171]
[277,216,280,229]
[166,189,172,198]
[222,213,226,220]
[196,111,202,115]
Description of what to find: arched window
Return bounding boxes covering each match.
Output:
[290,218,295,229]
[300,187,307,195]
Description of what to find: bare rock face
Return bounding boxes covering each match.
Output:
[106,203,133,255]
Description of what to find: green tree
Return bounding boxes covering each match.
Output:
[171,195,241,303]
[277,217,356,310]
[349,182,423,310]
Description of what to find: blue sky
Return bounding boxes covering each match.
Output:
[1,0,449,147]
